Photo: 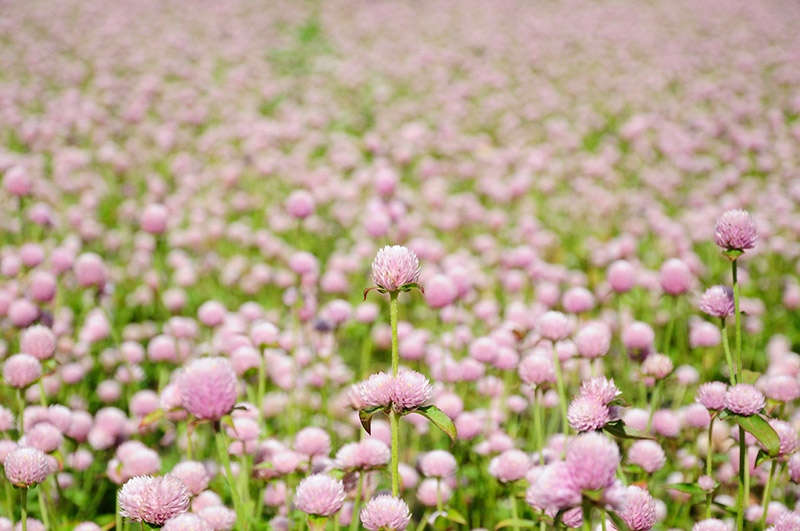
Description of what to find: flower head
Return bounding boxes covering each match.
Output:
[118,475,190,525]
[3,447,49,487]
[390,369,432,411]
[692,519,731,531]
[699,286,735,318]
[525,461,581,511]
[565,432,620,490]
[579,377,621,404]
[488,449,531,483]
[724,384,765,416]
[714,209,757,253]
[420,450,457,478]
[360,495,412,531]
[162,513,212,531]
[2,354,42,389]
[370,246,420,292]
[567,396,611,432]
[19,326,56,361]
[627,440,666,473]
[696,382,728,411]
[177,357,238,420]
[617,486,657,531]
[294,474,345,517]
[359,372,393,409]
[537,311,572,341]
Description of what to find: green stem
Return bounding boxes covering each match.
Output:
[390,292,399,376]
[661,296,676,354]
[645,381,662,434]
[582,500,592,531]
[552,344,569,451]
[706,415,715,519]
[720,319,736,385]
[359,332,372,379]
[510,490,519,531]
[216,425,245,531]
[21,487,28,531]
[37,485,50,530]
[736,425,748,531]
[17,388,24,433]
[436,479,444,513]
[732,260,742,381]
[116,492,122,531]
[349,472,364,531]
[390,411,400,497]
[758,460,777,530]
[534,390,544,465]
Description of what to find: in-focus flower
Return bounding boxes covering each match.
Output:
[2,354,42,389]
[724,384,765,416]
[360,495,412,531]
[359,372,393,408]
[370,246,420,293]
[696,382,728,411]
[567,396,611,432]
[177,357,238,420]
[294,474,345,517]
[3,447,49,487]
[699,286,735,318]
[565,432,620,490]
[390,370,433,411]
[538,311,572,341]
[118,475,190,525]
[617,486,657,531]
[713,209,757,253]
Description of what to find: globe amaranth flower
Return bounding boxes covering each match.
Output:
[627,440,666,473]
[641,353,673,379]
[565,432,620,490]
[389,369,433,411]
[359,372,393,409]
[714,209,757,253]
[360,495,412,531]
[617,486,657,531]
[488,449,531,483]
[579,377,621,405]
[696,381,728,411]
[692,519,731,531]
[177,357,239,420]
[766,419,799,458]
[525,461,581,511]
[419,450,457,478]
[118,475,190,526]
[3,447,49,487]
[699,286,735,318]
[162,513,212,531]
[2,354,42,389]
[724,383,765,416]
[567,396,611,432]
[537,311,572,341]
[294,474,345,517]
[370,246,420,292]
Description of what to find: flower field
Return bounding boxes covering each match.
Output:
[1,1,800,530]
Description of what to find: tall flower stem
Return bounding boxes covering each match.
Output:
[758,460,778,530]
[736,425,748,531]
[551,344,569,447]
[215,425,245,531]
[37,487,51,530]
[20,487,28,531]
[16,388,24,433]
[731,260,742,380]
[661,296,676,354]
[720,319,735,385]
[389,291,401,497]
[645,381,663,434]
[533,390,544,465]
[349,472,365,531]
[705,415,716,519]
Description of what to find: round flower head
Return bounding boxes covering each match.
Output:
[140,204,169,235]
[659,258,692,296]
[285,190,315,219]
[627,440,666,473]
[724,384,765,416]
[641,353,673,379]
[579,377,621,404]
[0,407,14,432]
[607,260,636,293]
[2,354,42,388]
[420,450,457,478]
[692,519,731,531]
[390,369,433,411]
[358,438,391,470]
[518,355,555,386]
[74,252,107,289]
[525,461,581,510]
[567,396,611,432]
[488,449,531,483]
[359,372,393,408]
[699,286,735,318]
[4,447,49,487]
[198,506,237,531]
[774,511,800,531]
[574,324,611,359]
[565,432,620,490]
[360,495,412,531]
[696,382,728,411]
[416,478,452,507]
[294,474,345,517]
[293,427,331,457]
[537,311,572,341]
[170,461,210,496]
[767,419,799,457]
[118,475,190,525]
[714,209,757,253]
[177,357,238,420]
[162,513,212,531]
[618,486,656,531]
[765,375,800,403]
[370,246,420,292]
[19,326,57,361]
[335,442,362,471]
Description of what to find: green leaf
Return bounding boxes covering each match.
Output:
[221,414,237,436]
[399,282,425,294]
[359,407,384,435]
[429,509,468,526]
[139,409,164,428]
[603,420,656,440]
[756,449,771,467]
[408,405,457,447]
[607,511,630,531]
[664,483,707,495]
[728,413,780,457]
[741,370,761,385]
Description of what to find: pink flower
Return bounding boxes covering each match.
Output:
[699,286,735,317]
[659,258,692,295]
[294,474,345,517]
[692,519,731,531]
[488,449,531,483]
[724,384,765,416]
[627,441,666,473]
[359,372,393,408]
[4,447,49,487]
[420,450,457,478]
[525,462,581,511]
[567,396,611,432]
[19,326,56,361]
[140,204,169,234]
[198,506,236,531]
[285,190,315,219]
[579,377,621,404]
[641,353,673,379]
[607,260,636,293]
[574,324,611,359]
[74,253,107,289]
[293,427,331,458]
[118,475,190,526]
[370,246,420,292]
[177,357,239,420]
[537,311,572,341]
[565,432,620,490]
[3,354,42,389]
[696,382,728,411]
[170,461,210,496]
[390,369,433,411]
[714,209,757,252]
[518,355,555,386]
[618,486,656,530]
[162,513,212,531]
[360,495,412,531]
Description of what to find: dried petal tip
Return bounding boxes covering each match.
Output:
[370,246,421,293]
